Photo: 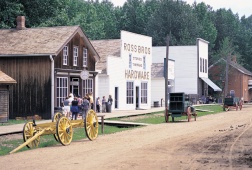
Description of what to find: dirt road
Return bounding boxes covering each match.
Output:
[2,105,252,170]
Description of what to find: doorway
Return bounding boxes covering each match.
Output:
[70,78,79,97]
[115,87,118,109]
[135,86,139,109]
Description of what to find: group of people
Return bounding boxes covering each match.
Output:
[95,95,113,113]
[62,93,113,120]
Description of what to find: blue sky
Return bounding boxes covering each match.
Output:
[109,0,252,18]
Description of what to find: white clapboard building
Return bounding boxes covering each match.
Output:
[92,31,152,111]
[152,38,221,102]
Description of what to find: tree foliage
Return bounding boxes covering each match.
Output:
[0,0,252,72]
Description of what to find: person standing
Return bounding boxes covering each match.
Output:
[107,95,113,113]
[102,96,106,113]
[63,96,71,118]
[77,95,83,118]
[89,92,94,110]
[82,96,89,120]
[96,97,101,113]
[71,97,79,120]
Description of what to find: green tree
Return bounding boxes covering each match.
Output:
[0,0,24,28]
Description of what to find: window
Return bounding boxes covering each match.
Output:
[56,77,68,107]
[141,82,147,104]
[203,59,205,73]
[126,82,134,104]
[73,46,78,66]
[83,78,93,96]
[63,46,68,65]
[200,58,202,72]
[83,48,88,67]
[129,54,132,69]
[143,56,146,70]
[205,59,208,73]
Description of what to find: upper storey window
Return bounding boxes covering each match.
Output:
[63,46,68,65]
[73,46,78,66]
[83,48,88,67]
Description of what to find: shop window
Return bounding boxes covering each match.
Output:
[73,46,78,66]
[205,59,207,73]
[141,82,147,104]
[63,46,68,65]
[126,81,134,104]
[83,78,93,96]
[83,48,88,67]
[56,77,68,107]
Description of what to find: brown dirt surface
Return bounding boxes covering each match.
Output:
[1,104,252,170]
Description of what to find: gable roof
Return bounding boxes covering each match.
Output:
[0,25,99,61]
[91,39,121,73]
[151,63,164,78]
[0,71,17,84]
[209,58,252,76]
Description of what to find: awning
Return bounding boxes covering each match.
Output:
[201,77,222,91]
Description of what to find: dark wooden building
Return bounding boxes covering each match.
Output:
[209,57,252,103]
[0,16,99,119]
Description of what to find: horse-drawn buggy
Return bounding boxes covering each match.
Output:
[165,92,197,122]
[223,97,243,111]
[10,109,99,154]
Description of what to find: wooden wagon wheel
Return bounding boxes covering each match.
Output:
[235,103,238,111]
[187,107,191,122]
[52,112,63,142]
[165,109,169,123]
[56,116,73,146]
[239,101,243,110]
[85,109,99,141]
[23,122,40,148]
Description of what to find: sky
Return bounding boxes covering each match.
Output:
[109,0,252,18]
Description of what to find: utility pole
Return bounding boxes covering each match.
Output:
[225,55,230,97]
[165,36,170,116]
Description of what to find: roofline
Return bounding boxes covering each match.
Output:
[209,58,252,76]
[55,26,100,62]
[0,54,54,57]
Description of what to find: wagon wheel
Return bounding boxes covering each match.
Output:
[85,109,99,141]
[56,116,73,146]
[52,112,63,142]
[23,122,40,148]
[187,107,191,122]
[239,101,243,110]
[165,109,169,123]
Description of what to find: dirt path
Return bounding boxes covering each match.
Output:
[2,105,252,170]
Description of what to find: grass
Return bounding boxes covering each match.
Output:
[0,104,223,156]
[108,104,224,124]
[0,124,132,156]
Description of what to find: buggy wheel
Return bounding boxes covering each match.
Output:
[165,109,169,123]
[187,107,191,122]
[239,101,243,110]
[56,116,73,146]
[52,112,63,142]
[23,122,40,148]
[85,109,99,141]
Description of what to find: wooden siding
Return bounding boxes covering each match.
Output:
[0,89,8,122]
[54,33,96,71]
[0,56,51,119]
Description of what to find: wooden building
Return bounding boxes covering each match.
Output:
[0,70,17,122]
[209,57,252,103]
[0,16,99,119]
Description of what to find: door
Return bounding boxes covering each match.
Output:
[135,86,139,109]
[70,78,79,97]
[115,87,118,109]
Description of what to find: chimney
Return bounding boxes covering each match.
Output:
[16,16,26,30]
[232,56,237,63]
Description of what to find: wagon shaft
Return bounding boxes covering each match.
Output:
[10,128,46,154]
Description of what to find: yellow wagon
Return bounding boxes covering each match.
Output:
[10,109,99,154]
